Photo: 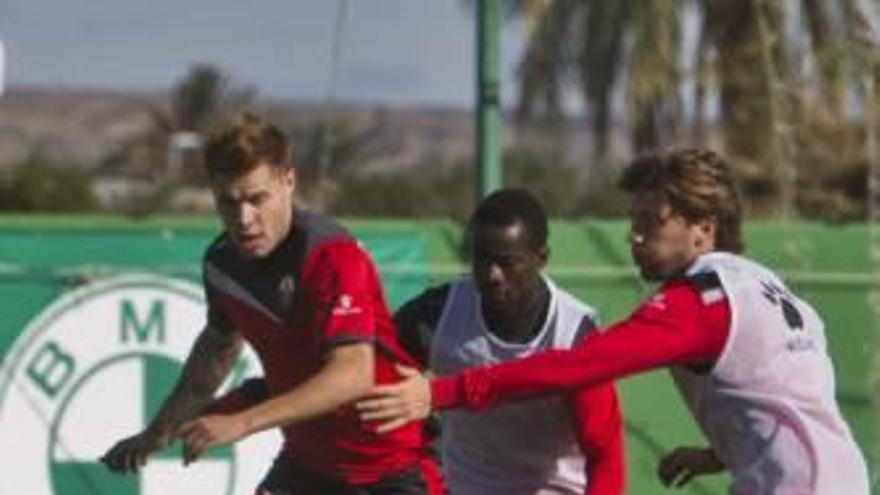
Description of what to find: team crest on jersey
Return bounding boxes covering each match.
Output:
[0,273,274,495]
[278,275,297,316]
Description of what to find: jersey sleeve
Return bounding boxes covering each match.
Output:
[568,312,625,494]
[304,241,379,347]
[568,382,626,495]
[392,284,450,367]
[431,279,730,410]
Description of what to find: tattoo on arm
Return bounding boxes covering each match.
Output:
[146,325,243,438]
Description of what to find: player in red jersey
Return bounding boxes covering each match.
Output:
[101,113,445,495]
[358,149,868,494]
[210,188,625,495]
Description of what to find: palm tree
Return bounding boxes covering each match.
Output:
[132,64,253,181]
[100,64,253,216]
[511,0,879,214]
[170,64,255,135]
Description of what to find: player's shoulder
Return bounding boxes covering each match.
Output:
[543,277,601,342]
[306,236,369,270]
[400,283,453,315]
[292,210,358,260]
[296,209,353,243]
[300,209,353,244]
[657,269,726,311]
[296,212,376,281]
[685,270,723,292]
[394,282,452,334]
[549,277,600,321]
[689,251,777,284]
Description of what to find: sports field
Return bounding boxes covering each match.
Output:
[0,215,874,494]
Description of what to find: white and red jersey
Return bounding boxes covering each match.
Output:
[431,251,868,494]
[429,277,605,495]
[672,252,868,494]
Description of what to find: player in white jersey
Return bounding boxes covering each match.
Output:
[393,188,625,495]
[359,149,870,494]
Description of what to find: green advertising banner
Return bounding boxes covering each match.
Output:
[0,216,873,494]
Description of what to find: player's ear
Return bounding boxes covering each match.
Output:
[694,217,717,250]
[536,245,549,266]
[281,166,296,191]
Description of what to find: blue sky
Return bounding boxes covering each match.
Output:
[0,0,527,108]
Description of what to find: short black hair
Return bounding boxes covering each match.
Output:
[469,188,548,249]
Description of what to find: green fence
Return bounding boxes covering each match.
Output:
[0,215,873,494]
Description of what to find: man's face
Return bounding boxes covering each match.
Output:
[471,221,547,315]
[628,192,715,281]
[210,162,295,258]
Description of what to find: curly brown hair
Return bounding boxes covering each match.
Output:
[203,113,291,180]
[618,149,745,253]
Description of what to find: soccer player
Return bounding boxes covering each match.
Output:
[208,189,625,495]
[101,113,445,495]
[393,188,624,495]
[358,149,870,494]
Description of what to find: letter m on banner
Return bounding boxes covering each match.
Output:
[120,299,166,344]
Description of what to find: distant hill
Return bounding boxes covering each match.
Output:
[0,86,597,176]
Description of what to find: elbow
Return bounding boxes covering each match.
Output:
[348,356,374,397]
[331,343,375,399]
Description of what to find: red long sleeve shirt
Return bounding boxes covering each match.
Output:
[432,278,731,414]
[570,381,626,495]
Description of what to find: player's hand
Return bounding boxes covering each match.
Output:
[356,364,431,433]
[100,429,169,474]
[657,446,725,488]
[178,414,249,466]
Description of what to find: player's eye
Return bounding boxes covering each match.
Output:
[250,193,269,206]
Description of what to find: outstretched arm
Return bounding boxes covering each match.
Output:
[101,323,243,473]
[430,281,728,410]
[359,280,729,429]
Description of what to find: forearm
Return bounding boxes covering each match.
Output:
[235,344,374,435]
[148,327,242,436]
[202,378,269,415]
[571,385,626,495]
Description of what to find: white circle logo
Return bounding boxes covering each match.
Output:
[0,274,275,494]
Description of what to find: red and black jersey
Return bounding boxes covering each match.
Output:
[202,209,427,485]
